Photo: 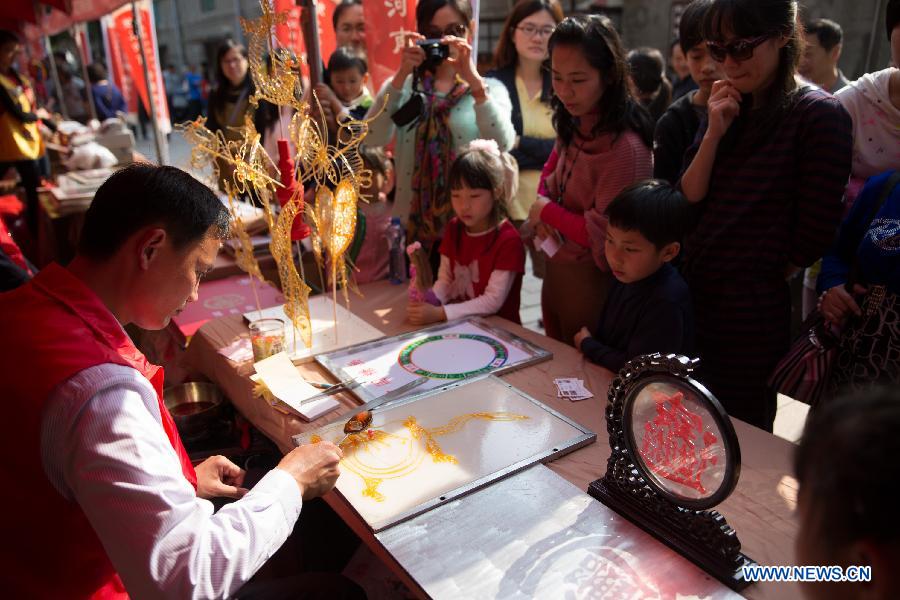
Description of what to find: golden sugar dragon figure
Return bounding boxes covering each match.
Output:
[178,118,274,317]
[240,1,302,109]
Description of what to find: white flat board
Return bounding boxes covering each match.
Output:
[316,317,551,403]
[293,376,594,531]
[243,294,384,361]
[377,465,742,599]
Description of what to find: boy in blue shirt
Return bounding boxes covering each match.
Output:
[574,181,694,372]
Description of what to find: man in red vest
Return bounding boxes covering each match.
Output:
[0,164,354,598]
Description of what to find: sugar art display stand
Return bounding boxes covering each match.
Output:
[588,353,756,591]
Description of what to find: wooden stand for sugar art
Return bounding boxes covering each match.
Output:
[588,353,756,591]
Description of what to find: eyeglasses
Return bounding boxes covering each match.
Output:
[516,24,555,38]
[423,23,467,39]
[338,23,365,35]
[706,35,770,62]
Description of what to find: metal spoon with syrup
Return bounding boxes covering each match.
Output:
[337,410,373,446]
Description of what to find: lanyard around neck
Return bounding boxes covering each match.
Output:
[556,140,584,204]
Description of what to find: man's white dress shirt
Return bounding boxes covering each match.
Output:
[40,363,303,599]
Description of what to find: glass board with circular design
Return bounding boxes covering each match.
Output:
[622,375,739,510]
[398,333,509,379]
[315,317,552,403]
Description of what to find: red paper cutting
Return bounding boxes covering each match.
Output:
[639,390,719,496]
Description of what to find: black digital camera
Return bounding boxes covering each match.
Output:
[390,40,451,128]
[416,39,450,72]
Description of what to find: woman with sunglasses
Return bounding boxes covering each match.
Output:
[678,0,852,431]
[487,0,563,276]
[366,0,515,269]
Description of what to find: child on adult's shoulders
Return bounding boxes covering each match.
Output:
[573,180,693,372]
[406,139,525,326]
[316,45,374,123]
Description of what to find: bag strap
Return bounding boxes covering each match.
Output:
[224,86,250,128]
[846,171,900,289]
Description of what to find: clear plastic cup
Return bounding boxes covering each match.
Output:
[249,318,285,362]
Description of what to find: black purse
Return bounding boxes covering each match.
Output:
[769,171,900,406]
[391,70,426,129]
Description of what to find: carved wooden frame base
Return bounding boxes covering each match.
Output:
[588,353,755,591]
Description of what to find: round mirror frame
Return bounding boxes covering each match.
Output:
[607,354,741,511]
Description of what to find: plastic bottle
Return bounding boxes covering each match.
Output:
[388,217,406,284]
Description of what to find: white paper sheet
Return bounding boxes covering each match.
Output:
[537,235,561,257]
[253,352,340,420]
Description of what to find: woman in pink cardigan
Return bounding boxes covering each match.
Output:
[527,14,654,344]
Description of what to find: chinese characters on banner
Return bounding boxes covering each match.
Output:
[273,0,337,79]
[363,0,417,91]
[101,0,171,134]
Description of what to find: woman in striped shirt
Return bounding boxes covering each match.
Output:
[527,15,654,344]
[679,0,852,431]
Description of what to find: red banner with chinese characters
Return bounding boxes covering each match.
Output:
[273,0,337,79]
[75,23,91,66]
[274,0,304,70]
[103,0,170,133]
[363,0,417,91]
[317,0,338,69]
[102,14,130,109]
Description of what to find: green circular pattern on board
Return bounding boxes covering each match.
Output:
[397,333,509,379]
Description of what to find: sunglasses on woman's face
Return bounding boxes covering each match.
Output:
[706,35,770,63]
[423,23,467,39]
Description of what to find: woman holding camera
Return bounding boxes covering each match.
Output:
[366,0,515,265]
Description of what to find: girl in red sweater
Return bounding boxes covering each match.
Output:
[407,139,526,325]
[527,15,654,344]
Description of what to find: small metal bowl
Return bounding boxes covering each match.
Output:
[164,382,224,438]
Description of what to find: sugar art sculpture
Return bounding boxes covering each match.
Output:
[180,0,380,349]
